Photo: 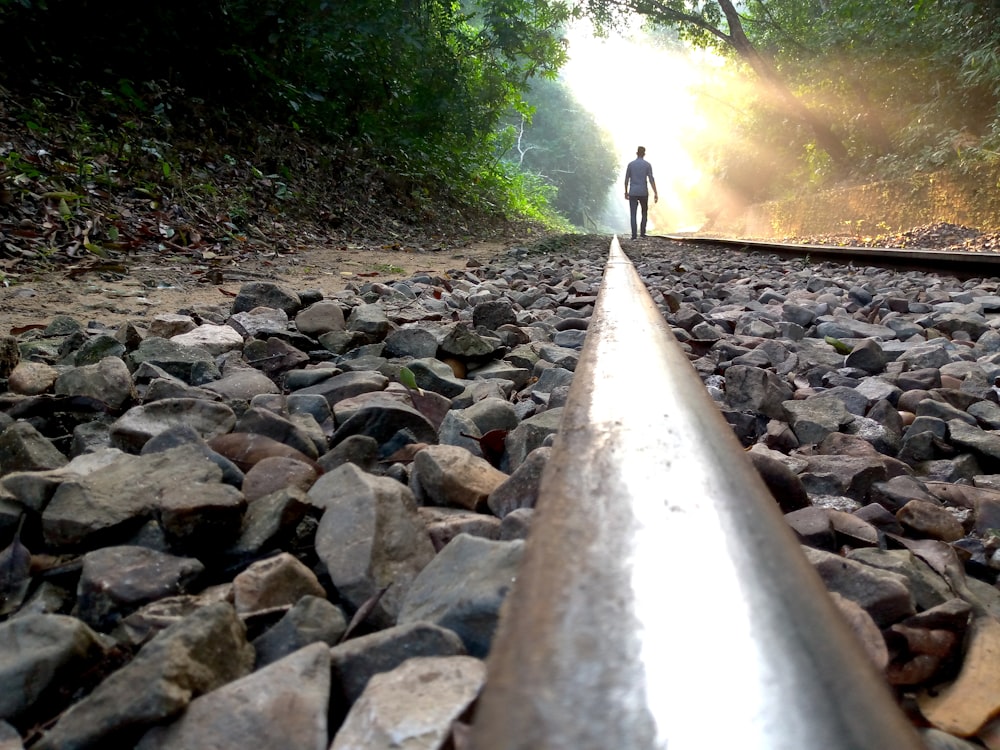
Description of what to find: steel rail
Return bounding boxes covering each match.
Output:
[469,237,923,749]
[664,232,1000,277]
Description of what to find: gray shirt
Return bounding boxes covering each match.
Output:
[624,157,655,197]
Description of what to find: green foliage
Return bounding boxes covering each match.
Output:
[501,77,617,227]
[0,0,573,226]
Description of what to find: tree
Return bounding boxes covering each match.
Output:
[578,0,850,169]
[502,77,618,226]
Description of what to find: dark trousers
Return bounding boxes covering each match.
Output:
[629,195,648,238]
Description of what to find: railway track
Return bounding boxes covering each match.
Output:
[664,232,1000,278]
[470,235,992,749]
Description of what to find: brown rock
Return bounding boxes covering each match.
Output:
[208,432,322,473]
[232,552,327,614]
[410,444,508,511]
[8,361,58,395]
[242,456,320,503]
[919,615,1000,736]
[897,499,966,542]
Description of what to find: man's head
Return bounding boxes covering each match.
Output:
[636,146,646,157]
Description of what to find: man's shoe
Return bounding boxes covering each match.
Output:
[631,235,637,240]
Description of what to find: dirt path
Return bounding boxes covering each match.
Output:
[0,240,509,334]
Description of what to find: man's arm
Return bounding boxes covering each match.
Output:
[623,165,631,198]
[649,167,658,203]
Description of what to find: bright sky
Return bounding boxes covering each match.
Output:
[561,22,720,232]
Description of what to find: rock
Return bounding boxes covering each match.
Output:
[207,432,321,473]
[232,552,327,614]
[0,614,105,722]
[398,534,524,657]
[418,506,502,550]
[346,302,392,339]
[127,337,221,385]
[76,545,205,630]
[158,480,246,550]
[242,456,320,503]
[503,407,562,471]
[232,283,302,316]
[8,360,59,395]
[487,446,550,517]
[170,323,244,357]
[42,444,223,549]
[919,615,1000,737]
[135,642,331,750]
[897,499,966,542]
[252,596,347,668]
[295,300,346,337]
[409,444,508,511]
[109,398,237,452]
[330,656,485,750]
[829,592,889,673]
[201,368,282,402]
[329,621,467,705]
[34,602,254,750]
[803,546,915,627]
[0,421,67,475]
[313,463,436,627]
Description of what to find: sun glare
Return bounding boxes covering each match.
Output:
[561,23,723,233]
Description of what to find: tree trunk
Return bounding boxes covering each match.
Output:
[716,0,850,169]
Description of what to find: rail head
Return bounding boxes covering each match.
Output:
[470,236,924,749]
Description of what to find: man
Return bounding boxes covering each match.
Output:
[623,146,658,240]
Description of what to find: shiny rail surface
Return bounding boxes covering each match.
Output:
[469,236,923,749]
[664,232,1000,277]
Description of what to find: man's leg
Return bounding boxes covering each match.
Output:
[629,196,639,239]
[639,196,649,237]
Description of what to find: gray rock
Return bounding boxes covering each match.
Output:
[398,534,524,657]
[330,399,438,452]
[488,446,550,517]
[201,367,282,402]
[136,642,331,750]
[383,326,438,359]
[293,369,388,408]
[330,656,485,750]
[503,407,562,471]
[803,546,915,627]
[54,356,136,409]
[0,614,105,722]
[0,421,68,475]
[295,300,346,337]
[846,548,952,610]
[724,365,794,420]
[232,282,302,316]
[127,337,221,385]
[329,621,466,704]
[234,406,321,459]
[34,602,254,750]
[419,506,502,550]
[405,357,467,398]
[313,463,436,627]
[42,444,223,549]
[252,596,347,668]
[109,398,236,452]
[347,302,393,339]
[77,545,205,630]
